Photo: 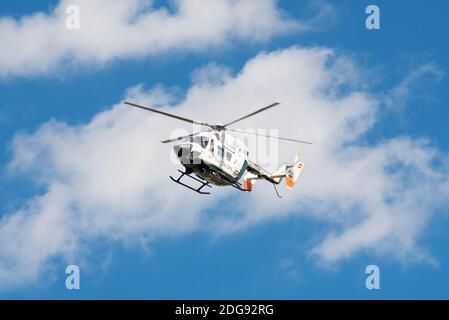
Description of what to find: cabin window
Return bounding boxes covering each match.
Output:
[226,151,232,161]
[201,137,209,148]
[192,136,209,148]
[210,139,215,153]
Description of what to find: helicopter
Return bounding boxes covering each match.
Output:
[124,101,312,198]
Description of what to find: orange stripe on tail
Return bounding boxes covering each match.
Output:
[244,178,252,191]
[285,176,295,189]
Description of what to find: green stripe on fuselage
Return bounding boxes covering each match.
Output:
[202,160,247,183]
[237,160,248,180]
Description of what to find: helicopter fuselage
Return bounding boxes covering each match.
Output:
[173,131,249,186]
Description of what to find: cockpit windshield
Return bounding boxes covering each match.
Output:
[191,136,209,148]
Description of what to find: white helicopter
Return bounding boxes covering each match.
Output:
[125,101,312,197]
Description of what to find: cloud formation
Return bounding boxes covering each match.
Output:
[1,46,448,289]
[0,0,306,77]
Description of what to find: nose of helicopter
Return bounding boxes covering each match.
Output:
[173,143,201,164]
[173,143,190,158]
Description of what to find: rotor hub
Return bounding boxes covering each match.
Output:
[211,124,226,131]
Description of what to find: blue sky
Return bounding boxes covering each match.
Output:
[0,0,448,299]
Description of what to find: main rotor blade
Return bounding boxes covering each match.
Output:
[125,102,211,127]
[223,102,280,128]
[226,128,313,144]
[161,131,203,144]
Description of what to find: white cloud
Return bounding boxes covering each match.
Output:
[385,63,444,111]
[190,62,232,86]
[0,0,310,77]
[1,46,448,289]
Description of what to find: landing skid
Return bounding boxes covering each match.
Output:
[273,183,282,198]
[229,182,247,192]
[170,169,212,195]
[210,172,247,192]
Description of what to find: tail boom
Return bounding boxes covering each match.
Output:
[243,155,305,192]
